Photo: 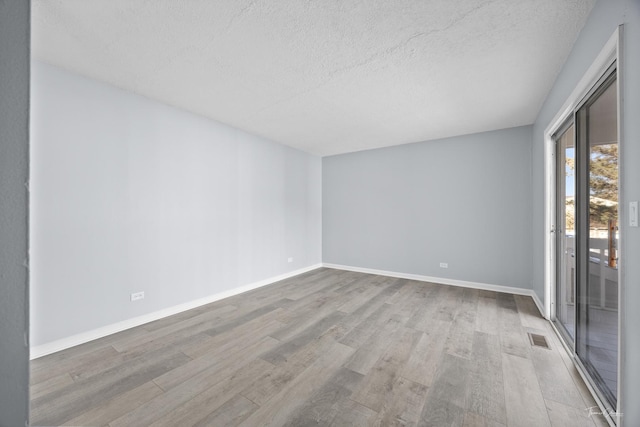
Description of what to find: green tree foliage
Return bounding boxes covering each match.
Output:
[589,143,618,228]
[565,199,575,230]
[562,144,618,231]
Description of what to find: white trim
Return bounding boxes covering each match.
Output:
[543,27,619,323]
[30,263,322,359]
[530,292,545,318]
[323,263,540,300]
[615,24,624,425]
[544,121,557,320]
[543,26,622,424]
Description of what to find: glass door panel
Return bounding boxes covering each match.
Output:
[555,123,576,342]
[576,70,618,409]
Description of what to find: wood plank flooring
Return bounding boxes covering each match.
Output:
[30,268,609,426]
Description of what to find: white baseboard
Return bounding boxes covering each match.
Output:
[30,263,322,359]
[32,262,544,359]
[323,262,541,301]
[530,292,546,318]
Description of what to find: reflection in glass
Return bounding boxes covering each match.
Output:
[555,123,575,341]
[577,73,618,408]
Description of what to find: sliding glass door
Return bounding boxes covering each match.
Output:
[553,63,618,413]
[575,67,619,409]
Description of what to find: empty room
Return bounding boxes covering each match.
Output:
[1,0,639,426]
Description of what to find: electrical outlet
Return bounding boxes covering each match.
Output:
[288,257,293,263]
[439,262,448,268]
[130,291,145,302]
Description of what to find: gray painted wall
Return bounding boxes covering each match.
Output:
[532,0,639,423]
[0,1,30,426]
[323,126,533,290]
[30,62,322,347]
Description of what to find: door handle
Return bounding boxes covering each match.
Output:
[608,219,617,268]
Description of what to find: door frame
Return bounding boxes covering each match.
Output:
[551,116,576,345]
[544,27,623,426]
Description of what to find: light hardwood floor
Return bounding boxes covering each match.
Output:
[31,268,609,426]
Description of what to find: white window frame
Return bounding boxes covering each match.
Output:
[543,26,623,426]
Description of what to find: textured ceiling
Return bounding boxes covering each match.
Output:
[31,0,595,156]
